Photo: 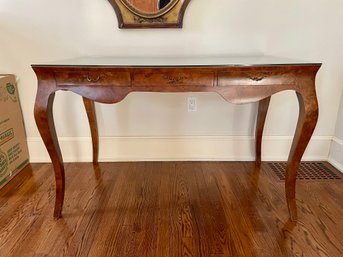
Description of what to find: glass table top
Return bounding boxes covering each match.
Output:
[32,56,321,67]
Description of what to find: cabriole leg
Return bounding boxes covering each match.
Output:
[255,96,271,167]
[286,90,318,221]
[83,97,99,164]
[34,81,64,218]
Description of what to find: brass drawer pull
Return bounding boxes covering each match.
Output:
[163,75,187,84]
[86,74,101,82]
[247,75,266,81]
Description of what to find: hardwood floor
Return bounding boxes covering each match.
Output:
[0,162,342,257]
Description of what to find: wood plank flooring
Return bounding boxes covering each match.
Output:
[0,162,342,257]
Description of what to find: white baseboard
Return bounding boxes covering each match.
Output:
[328,158,343,173]
[328,137,343,172]
[27,135,331,163]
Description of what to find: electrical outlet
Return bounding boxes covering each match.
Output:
[187,97,197,112]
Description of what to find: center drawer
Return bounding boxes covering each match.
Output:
[133,71,215,87]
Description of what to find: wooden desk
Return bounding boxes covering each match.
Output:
[32,56,321,221]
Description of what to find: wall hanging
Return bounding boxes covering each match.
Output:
[108,0,191,28]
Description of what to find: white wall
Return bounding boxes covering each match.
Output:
[0,0,342,162]
[329,90,343,171]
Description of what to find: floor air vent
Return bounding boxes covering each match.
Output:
[267,162,342,181]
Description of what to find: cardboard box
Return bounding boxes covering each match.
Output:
[0,74,29,189]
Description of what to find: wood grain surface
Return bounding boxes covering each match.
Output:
[0,162,342,257]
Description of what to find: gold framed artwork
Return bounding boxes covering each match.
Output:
[107,0,191,28]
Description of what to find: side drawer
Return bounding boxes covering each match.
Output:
[55,71,131,86]
[133,71,215,87]
[218,72,296,86]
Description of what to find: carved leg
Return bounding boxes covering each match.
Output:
[83,97,99,163]
[286,90,318,221]
[255,96,271,167]
[34,81,64,218]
